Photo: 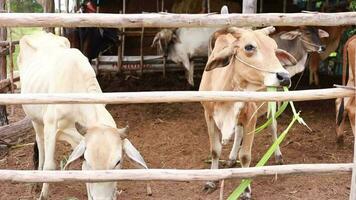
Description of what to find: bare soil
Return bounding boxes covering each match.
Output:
[0,72,353,200]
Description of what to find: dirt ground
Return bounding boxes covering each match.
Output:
[0,71,354,200]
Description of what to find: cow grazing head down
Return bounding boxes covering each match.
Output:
[206,26,296,88]
[64,123,147,200]
[151,29,180,57]
[279,27,329,53]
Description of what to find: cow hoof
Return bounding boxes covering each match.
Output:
[33,183,41,193]
[203,181,217,194]
[225,159,238,168]
[275,155,284,165]
[240,192,252,200]
[337,135,344,146]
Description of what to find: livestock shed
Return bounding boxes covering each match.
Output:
[0,0,355,200]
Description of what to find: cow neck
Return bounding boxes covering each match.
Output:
[81,104,117,128]
[230,60,265,92]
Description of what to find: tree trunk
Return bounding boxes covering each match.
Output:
[0,0,8,126]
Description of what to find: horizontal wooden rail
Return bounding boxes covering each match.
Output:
[0,88,353,105]
[0,163,352,183]
[0,12,355,28]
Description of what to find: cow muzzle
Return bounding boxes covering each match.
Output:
[276,72,291,87]
[318,45,326,53]
[87,182,117,200]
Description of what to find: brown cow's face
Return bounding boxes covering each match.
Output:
[280,27,329,53]
[64,123,147,200]
[205,27,297,88]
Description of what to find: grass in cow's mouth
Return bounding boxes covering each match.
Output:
[227,87,310,200]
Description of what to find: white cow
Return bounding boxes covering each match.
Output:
[151,6,229,86]
[18,31,148,200]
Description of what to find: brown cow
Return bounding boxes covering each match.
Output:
[199,26,296,199]
[335,35,356,144]
[309,26,347,85]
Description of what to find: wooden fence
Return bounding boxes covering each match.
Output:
[0,12,356,28]
[0,11,355,199]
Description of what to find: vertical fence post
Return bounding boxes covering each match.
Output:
[350,89,356,200]
[0,0,8,126]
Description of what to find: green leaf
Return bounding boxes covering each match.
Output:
[227,114,299,200]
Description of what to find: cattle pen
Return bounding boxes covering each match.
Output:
[1,10,356,200]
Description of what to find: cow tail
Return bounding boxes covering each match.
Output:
[337,98,345,126]
[33,140,39,170]
[342,38,348,85]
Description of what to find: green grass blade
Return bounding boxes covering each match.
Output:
[254,101,288,134]
[227,114,299,200]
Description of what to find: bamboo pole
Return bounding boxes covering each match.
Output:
[140,26,144,75]
[349,89,356,200]
[0,12,355,28]
[0,88,353,105]
[0,163,352,183]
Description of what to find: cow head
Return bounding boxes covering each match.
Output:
[64,123,147,200]
[205,26,297,88]
[151,29,180,57]
[280,27,329,53]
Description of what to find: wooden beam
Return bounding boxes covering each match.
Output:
[0,12,355,28]
[0,88,353,105]
[0,40,18,47]
[0,163,352,183]
[0,117,32,140]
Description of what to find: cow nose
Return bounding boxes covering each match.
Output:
[318,45,326,53]
[276,72,291,86]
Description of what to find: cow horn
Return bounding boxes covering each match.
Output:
[260,26,276,35]
[118,124,129,138]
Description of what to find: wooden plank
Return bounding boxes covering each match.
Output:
[0,88,353,105]
[0,163,352,183]
[0,12,355,28]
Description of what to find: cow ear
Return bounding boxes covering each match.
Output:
[205,43,237,71]
[172,33,181,43]
[75,122,87,135]
[151,33,160,48]
[276,49,297,66]
[123,139,148,169]
[318,29,329,38]
[64,140,86,170]
[280,31,301,40]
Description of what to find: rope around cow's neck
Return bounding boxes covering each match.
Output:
[299,37,322,49]
[234,54,280,74]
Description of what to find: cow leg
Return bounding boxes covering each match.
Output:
[239,104,257,200]
[309,54,319,85]
[188,60,195,87]
[182,58,194,86]
[336,98,346,145]
[32,122,44,193]
[39,121,58,200]
[32,122,44,170]
[203,111,221,193]
[226,125,243,168]
[270,120,283,164]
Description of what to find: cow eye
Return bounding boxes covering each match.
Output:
[115,160,121,166]
[244,44,256,52]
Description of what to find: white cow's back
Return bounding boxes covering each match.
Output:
[173,28,217,58]
[19,32,115,128]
